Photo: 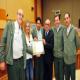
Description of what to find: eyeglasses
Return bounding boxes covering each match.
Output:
[17,13,24,18]
[45,23,50,26]
[26,26,30,28]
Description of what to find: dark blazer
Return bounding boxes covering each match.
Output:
[43,29,54,62]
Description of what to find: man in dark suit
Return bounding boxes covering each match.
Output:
[43,19,54,80]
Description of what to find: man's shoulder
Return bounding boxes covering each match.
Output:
[60,24,65,30]
[70,24,77,32]
[32,27,37,32]
[49,29,54,35]
[5,21,14,29]
[51,26,54,32]
[7,21,14,25]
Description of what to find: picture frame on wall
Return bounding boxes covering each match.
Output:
[55,10,60,15]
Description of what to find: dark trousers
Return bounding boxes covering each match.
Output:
[54,57,64,80]
[44,58,53,80]
[7,57,25,80]
[25,59,33,80]
[33,55,44,80]
[64,63,75,80]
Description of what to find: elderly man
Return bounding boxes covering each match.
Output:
[43,19,54,80]
[0,9,29,80]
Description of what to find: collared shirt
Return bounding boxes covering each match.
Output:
[26,34,33,59]
[45,31,49,36]
[13,21,23,59]
[54,25,64,58]
[67,24,71,36]
[37,29,42,41]
[56,25,61,32]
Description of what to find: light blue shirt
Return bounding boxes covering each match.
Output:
[37,29,42,41]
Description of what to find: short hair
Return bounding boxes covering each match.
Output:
[54,14,61,20]
[65,12,70,18]
[45,19,51,24]
[36,17,42,24]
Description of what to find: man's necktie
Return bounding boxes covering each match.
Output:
[45,32,48,36]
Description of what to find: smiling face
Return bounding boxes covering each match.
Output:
[44,19,51,32]
[36,20,41,30]
[17,9,24,25]
[64,13,71,27]
[54,16,60,28]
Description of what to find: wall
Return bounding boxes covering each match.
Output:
[0,0,6,9]
[0,0,42,22]
[0,0,42,33]
[0,0,35,22]
[34,0,42,22]
[43,0,80,27]
[37,0,42,18]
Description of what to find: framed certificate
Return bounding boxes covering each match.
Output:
[32,41,44,55]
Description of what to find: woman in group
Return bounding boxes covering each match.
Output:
[25,21,33,80]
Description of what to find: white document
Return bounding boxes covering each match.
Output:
[32,41,44,55]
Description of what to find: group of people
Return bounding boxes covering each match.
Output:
[0,9,80,80]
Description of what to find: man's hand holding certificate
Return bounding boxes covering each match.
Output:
[32,41,44,55]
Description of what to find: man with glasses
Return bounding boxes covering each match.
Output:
[43,19,54,80]
[0,9,29,80]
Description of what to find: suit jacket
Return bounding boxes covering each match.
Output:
[63,24,80,64]
[43,29,54,62]
[0,21,32,68]
[31,27,43,39]
[52,25,64,58]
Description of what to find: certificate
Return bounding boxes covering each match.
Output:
[32,41,44,55]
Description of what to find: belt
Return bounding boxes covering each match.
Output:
[13,56,23,61]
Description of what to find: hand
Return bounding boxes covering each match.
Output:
[42,39,46,45]
[36,54,41,57]
[34,37,38,41]
[0,62,6,71]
